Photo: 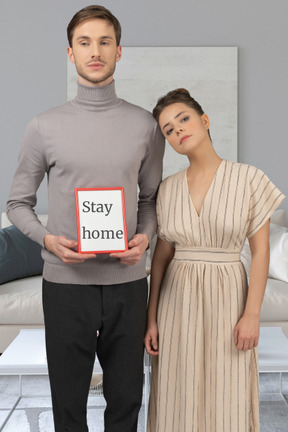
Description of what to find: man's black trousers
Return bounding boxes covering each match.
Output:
[42,278,148,432]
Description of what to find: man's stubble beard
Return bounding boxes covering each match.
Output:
[76,62,117,86]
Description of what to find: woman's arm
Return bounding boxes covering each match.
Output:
[234,219,270,351]
[144,237,175,356]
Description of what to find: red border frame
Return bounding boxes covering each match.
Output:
[75,187,128,254]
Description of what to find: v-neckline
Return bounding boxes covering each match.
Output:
[185,159,225,218]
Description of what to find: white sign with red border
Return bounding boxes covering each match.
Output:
[75,188,128,254]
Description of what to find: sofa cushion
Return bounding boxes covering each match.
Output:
[0,225,44,284]
[1,212,48,229]
[241,222,288,283]
[260,278,288,322]
[270,209,286,227]
[0,275,44,324]
[269,223,288,283]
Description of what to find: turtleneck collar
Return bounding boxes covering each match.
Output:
[71,80,121,111]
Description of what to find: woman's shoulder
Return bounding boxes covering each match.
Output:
[159,169,186,190]
[224,160,264,180]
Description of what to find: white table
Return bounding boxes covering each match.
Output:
[258,326,288,405]
[0,329,151,431]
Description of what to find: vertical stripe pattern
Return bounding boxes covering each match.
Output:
[148,160,284,432]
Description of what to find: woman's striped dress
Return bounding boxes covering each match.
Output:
[147,160,284,432]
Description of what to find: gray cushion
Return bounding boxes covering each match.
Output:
[0,226,44,284]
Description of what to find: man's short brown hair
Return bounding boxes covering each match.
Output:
[67,5,121,47]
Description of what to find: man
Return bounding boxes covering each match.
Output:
[7,5,164,432]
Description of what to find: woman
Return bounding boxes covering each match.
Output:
[144,88,285,432]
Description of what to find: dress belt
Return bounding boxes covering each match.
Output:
[173,247,241,264]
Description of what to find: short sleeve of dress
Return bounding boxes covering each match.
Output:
[247,167,285,238]
[156,181,175,248]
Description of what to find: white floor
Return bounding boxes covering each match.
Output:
[0,373,288,432]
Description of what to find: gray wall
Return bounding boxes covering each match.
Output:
[1,0,287,218]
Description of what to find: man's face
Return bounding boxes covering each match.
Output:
[67,18,121,87]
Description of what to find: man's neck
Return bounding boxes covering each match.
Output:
[72,80,120,112]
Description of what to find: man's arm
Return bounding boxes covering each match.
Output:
[7,117,50,246]
[7,117,96,264]
[111,122,165,265]
[136,124,165,243]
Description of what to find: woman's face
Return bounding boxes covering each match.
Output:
[158,102,210,155]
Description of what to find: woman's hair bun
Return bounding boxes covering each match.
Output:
[153,88,204,122]
[172,88,191,96]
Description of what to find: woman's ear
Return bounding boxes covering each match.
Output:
[201,113,210,129]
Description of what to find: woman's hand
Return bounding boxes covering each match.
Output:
[144,322,159,356]
[234,314,260,351]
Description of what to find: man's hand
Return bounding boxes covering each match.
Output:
[110,233,149,265]
[44,234,97,264]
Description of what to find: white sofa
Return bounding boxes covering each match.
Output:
[241,209,288,338]
[0,213,46,353]
[1,211,288,353]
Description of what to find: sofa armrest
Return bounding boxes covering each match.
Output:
[1,212,48,229]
